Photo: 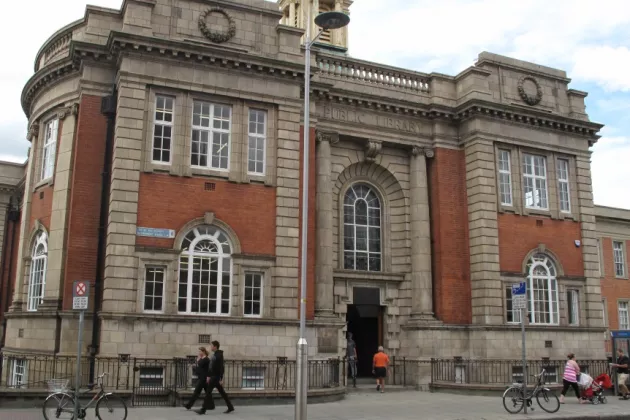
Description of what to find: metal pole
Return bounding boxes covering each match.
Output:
[75,310,85,419]
[521,306,527,415]
[295,5,312,420]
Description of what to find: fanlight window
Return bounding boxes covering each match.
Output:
[27,231,48,312]
[343,183,381,272]
[178,225,232,315]
[525,253,559,325]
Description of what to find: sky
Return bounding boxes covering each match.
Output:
[0,0,628,208]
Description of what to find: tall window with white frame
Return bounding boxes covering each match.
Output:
[613,241,626,278]
[143,266,165,313]
[343,183,382,272]
[497,149,513,206]
[178,225,232,315]
[557,159,571,213]
[247,109,266,175]
[41,118,58,180]
[596,238,602,277]
[244,272,263,317]
[526,253,559,325]
[10,359,26,388]
[522,154,548,210]
[27,231,48,312]
[191,101,231,170]
[619,301,629,330]
[152,96,174,164]
[567,289,579,326]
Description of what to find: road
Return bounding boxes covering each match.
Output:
[3,390,630,420]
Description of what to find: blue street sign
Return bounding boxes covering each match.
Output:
[136,227,175,239]
[512,282,526,296]
[611,330,630,338]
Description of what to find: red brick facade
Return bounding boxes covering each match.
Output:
[62,95,109,310]
[0,212,20,328]
[498,214,584,277]
[136,174,276,255]
[29,185,53,233]
[429,148,472,325]
[601,238,630,332]
[298,127,316,320]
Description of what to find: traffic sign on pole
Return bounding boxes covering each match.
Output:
[512,281,528,414]
[72,281,89,311]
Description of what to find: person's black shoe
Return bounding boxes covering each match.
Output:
[225,408,235,414]
[195,409,206,415]
[183,404,191,410]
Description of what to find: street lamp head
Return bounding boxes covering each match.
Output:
[314,11,350,30]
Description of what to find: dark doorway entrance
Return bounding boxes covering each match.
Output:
[346,287,383,378]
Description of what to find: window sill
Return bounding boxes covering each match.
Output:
[332,269,405,282]
[524,208,552,218]
[33,177,54,191]
[190,166,230,179]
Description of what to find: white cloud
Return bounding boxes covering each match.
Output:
[591,136,630,208]
[572,46,630,92]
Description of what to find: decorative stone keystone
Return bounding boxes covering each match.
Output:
[365,140,382,162]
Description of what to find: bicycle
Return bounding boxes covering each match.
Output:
[502,368,560,414]
[43,372,128,420]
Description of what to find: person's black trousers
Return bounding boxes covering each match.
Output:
[202,377,234,411]
[561,379,580,398]
[185,379,208,408]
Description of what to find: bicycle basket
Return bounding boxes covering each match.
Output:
[47,379,69,393]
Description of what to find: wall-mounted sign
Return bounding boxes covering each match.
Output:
[136,227,176,239]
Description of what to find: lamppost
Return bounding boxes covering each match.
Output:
[295,7,350,420]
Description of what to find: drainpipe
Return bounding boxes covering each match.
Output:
[88,90,116,383]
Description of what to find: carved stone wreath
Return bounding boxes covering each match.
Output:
[198,8,236,44]
[518,76,543,106]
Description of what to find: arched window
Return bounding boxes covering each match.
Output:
[526,253,559,325]
[27,231,48,311]
[177,225,232,315]
[343,183,381,272]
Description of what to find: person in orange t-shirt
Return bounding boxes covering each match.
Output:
[372,346,390,393]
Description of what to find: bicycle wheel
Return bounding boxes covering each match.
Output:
[43,392,75,420]
[502,386,525,414]
[95,394,128,420]
[536,389,560,413]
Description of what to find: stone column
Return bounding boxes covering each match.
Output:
[409,146,436,321]
[315,130,338,318]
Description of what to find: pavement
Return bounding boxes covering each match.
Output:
[3,390,630,420]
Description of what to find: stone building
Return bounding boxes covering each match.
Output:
[0,0,617,377]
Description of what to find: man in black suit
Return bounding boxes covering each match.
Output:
[183,347,211,410]
[197,340,235,415]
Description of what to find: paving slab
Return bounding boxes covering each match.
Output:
[3,390,630,420]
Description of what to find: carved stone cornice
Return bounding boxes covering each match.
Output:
[27,123,39,141]
[56,103,79,120]
[316,130,339,144]
[365,140,382,162]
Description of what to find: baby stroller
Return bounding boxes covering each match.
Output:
[579,373,612,404]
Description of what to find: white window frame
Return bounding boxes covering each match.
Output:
[241,366,265,390]
[243,272,263,317]
[138,366,165,388]
[618,301,629,330]
[143,266,165,313]
[177,226,232,316]
[522,153,549,210]
[10,359,27,388]
[190,101,232,171]
[152,95,174,164]
[41,118,58,180]
[505,285,522,324]
[526,254,559,325]
[497,149,513,206]
[557,158,571,213]
[343,183,382,272]
[613,241,626,278]
[567,289,579,326]
[596,238,602,277]
[603,298,608,328]
[247,109,267,176]
[27,232,48,312]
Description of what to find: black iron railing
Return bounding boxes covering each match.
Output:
[431,358,611,386]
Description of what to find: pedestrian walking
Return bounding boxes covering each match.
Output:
[372,346,389,393]
[559,353,584,404]
[183,347,211,410]
[347,332,358,388]
[197,340,235,415]
[611,348,630,399]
